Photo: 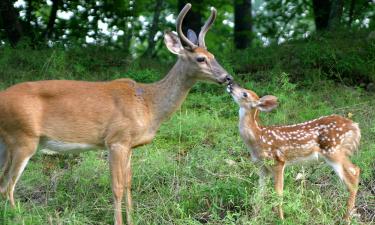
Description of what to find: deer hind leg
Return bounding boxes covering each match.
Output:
[341,158,360,221]
[0,139,6,169]
[108,143,133,225]
[324,154,360,221]
[272,162,285,220]
[0,146,10,197]
[5,137,38,207]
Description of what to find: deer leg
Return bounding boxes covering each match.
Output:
[341,158,360,221]
[108,143,133,225]
[6,138,38,207]
[124,152,133,225]
[324,155,360,221]
[0,150,11,197]
[273,162,285,220]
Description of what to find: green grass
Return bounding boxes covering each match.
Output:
[0,39,374,224]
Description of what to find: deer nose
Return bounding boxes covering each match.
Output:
[225,75,233,84]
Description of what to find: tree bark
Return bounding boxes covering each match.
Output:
[348,0,356,26]
[144,0,163,57]
[312,0,344,31]
[234,0,252,49]
[0,0,23,46]
[328,0,344,30]
[312,0,331,31]
[45,0,60,40]
[178,0,203,36]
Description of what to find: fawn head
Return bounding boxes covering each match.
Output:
[227,83,278,112]
[164,4,233,85]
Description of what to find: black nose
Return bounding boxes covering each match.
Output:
[225,75,233,84]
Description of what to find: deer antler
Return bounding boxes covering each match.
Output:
[176,3,198,49]
[198,7,217,48]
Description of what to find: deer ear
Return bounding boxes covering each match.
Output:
[187,29,198,45]
[164,31,183,54]
[256,95,278,112]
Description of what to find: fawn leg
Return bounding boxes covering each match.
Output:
[273,162,285,220]
[325,154,360,222]
[341,158,360,221]
[258,165,270,195]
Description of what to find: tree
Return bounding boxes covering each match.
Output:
[348,0,356,26]
[234,0,252,49]
[144,0,164,57]
[178,0,203,36]
[328,0,344,30]
[312,0,344,31]
[0,0,23,46]
[44,0,61,40]
[312,0,331,31]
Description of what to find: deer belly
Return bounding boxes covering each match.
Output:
[285,151,321,165]
[40,139,98,154]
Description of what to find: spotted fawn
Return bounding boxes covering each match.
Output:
[227,83,360,221]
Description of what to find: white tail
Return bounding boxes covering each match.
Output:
[228,83,361,221]
[0,4,232,225]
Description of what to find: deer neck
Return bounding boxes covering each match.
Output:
[239,107,262,143]
[147,58,196,128]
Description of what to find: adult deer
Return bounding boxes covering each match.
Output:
[0,4,232,225]
[227,83,360,222]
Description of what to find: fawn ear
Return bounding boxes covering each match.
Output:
[164,31,183,54]
[256,95,278,112]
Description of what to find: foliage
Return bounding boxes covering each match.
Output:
[1,0,374,57]
[232,29,375,86]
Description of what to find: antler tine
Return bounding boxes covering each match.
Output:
[198,7,217,48]
[176,3,197,49]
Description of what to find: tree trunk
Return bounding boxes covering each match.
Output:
[45,0,60,40]
[121,1,136,55]
[348,0,356,26]
[234,0,252,49]
[144,0,163,57]
[312,0,344,31]
[0,0,23,46]
[178,0,203,36]
[328,0,344,30]
[312,0,332,31]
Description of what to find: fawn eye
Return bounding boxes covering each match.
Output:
[196,57,206,63]
[243,92,248,98]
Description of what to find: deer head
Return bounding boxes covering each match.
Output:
[164,4,233,85]
[228,83,278,112]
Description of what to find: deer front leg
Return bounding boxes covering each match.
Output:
[109,143,133,225]
[273,162,285,220]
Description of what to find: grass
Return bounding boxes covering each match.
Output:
[0,39,374,224]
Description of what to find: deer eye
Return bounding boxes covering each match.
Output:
[243,92,248,98]
[196,57,206,63]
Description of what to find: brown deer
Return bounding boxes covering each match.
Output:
[0,4,233,225]
[227,83,360,222]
